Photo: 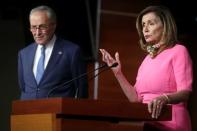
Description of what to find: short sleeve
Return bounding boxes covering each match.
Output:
[172,45,193,91]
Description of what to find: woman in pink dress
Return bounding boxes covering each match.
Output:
[100,6,193,131]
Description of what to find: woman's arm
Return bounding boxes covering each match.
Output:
[166,89,191,104]
[115,70,139,102]
[100,49,139,102]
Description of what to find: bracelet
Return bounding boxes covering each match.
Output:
[163,93,170,103]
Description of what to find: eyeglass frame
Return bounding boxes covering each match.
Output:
[30,23,54,32]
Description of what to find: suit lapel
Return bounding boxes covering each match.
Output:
[43,38,63,78]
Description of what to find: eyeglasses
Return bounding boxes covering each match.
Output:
[30,24,50,32]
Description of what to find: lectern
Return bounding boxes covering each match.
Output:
[11,98,171,131]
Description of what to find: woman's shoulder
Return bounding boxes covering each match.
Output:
[172,43,188,50]
[169,43,191,61]
[169,43,189,54]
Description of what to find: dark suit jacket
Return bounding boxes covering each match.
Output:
[18,37,88,100]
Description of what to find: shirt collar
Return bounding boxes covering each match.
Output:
[37,35,56,49]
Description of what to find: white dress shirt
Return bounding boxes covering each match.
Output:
[33,35,56,78]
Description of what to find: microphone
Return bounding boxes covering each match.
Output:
[88,62,118,81]
[47,62,118,97]
[110,62,118,68]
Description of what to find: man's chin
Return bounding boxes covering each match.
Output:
[35,40,45,45]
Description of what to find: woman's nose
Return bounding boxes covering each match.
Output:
[143,25,149,32]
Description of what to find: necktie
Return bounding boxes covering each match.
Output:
[36,46,45,84]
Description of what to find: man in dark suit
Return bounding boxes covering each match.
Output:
[18,5,88,100]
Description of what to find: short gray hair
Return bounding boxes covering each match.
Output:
[29,5,57,23]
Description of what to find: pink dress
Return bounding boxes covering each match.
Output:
[135,44,193,131]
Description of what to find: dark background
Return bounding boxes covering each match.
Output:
[1,0,98,61]
[0,0,196,130]
[0,0,98,130]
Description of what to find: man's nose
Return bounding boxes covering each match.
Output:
[34,29,42,36]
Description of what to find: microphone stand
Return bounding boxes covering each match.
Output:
[47,63,117,98]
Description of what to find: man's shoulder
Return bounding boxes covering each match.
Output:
[56,37,80,50]
[19,42,36,53]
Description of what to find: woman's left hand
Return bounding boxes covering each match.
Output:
[148,95,169,119]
